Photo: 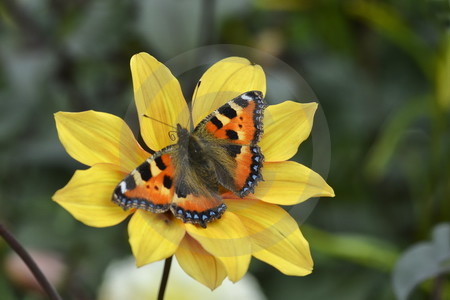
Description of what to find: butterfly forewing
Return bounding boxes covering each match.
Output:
[112,146,176,212]
[194,91,266,197]
[196,91,265,145]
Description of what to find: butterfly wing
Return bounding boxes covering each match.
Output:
[112,145,176,213]
[113,134,227,228]
[170,192,226,228]
[197,91,265,145]
[194,90,266,197]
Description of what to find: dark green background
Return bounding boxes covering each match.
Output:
[1,0,449,299]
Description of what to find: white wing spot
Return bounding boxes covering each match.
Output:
[120,181,127,193]
[241,94,253,100]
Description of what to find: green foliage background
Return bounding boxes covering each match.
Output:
[0,0,449,299]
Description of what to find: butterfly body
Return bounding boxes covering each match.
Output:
[113,91,266,227]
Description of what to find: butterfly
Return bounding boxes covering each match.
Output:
[112,90,266,228]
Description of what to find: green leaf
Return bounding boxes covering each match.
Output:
[302,225,399,271]
[347,1,435,80]
[392,223,450,300]
[437,30,450,111]
[364,96,429,180]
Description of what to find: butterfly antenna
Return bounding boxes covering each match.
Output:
[189,80,201,131]
[142,114,177,130]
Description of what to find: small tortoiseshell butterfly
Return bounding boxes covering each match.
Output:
[112,91,266,228]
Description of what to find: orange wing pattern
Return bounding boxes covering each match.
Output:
[222,143,264,197]
[200,91,265,145]
[112,146,176,213]
[196,91,266,197]
[170,193,226,228]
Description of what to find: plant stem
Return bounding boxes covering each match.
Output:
[157,256,173,300]
[0,223,62,300]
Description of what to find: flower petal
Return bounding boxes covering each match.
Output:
[52,163,131,227]
[54,111,149,172]
[128,210,185,267]
[176,235,227,290]
[185,212,251,282]
[192,57,266,125]
[261,101,317,161]
[254,161,335,205]
[228,199,313,276]
[130,52,190,150]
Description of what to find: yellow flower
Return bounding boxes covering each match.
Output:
[53,53,334,289]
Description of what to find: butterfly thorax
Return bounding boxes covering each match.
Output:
[177,124,207,167]
[176,124,207,164]
[174,124,221,198]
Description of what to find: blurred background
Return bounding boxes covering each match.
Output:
[1,0,449,299]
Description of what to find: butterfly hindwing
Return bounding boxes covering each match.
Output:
[195,91,266,197]
[112,146,176,212]
[224,144,264,197]
[170,192,226,228]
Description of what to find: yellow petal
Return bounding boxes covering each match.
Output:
[55,111,149,172]
[261,101,317,161]
[176,235,227,290]
[192,57,266,125]
[52,163,131,227]
[185,212,251,282]
[228,199,313,275]
[128,210,185,267]
[254,161,335,205]
[131,52,190,150]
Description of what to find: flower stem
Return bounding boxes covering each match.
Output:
[0,223,62,300]
[157,256,173,300]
